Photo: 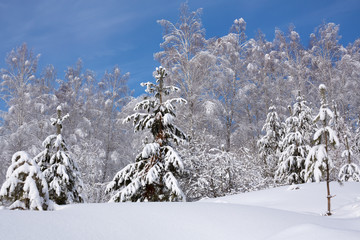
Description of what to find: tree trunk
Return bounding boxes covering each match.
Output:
[225,117,231,152]
[324,118,332,216]
[326,162,332,216]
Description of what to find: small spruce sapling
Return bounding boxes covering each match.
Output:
[305,84,339,216]
[34,106,83,204]
[258,105,284,177]
[276,92,313,184]
[276,116,306,184]
[292,92,314,145]
[0,151,52,210]
[106,66,187,202]
[338,135,360,182]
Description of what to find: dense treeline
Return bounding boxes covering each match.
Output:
[0,45,134,202]
[0,3,360,204]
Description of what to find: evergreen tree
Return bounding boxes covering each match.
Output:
[305,84,339,216]
[106,66,187,202]
[292,92,314,142]
[276,116,306,184]
[0,151,51,210]
[276,93,313,184]
[338,135,360,182]
[34,106,83,204]
[258,105,284,177]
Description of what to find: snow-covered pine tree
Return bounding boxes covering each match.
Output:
[276,93,313,184]
[292,92,314,143]
[305,84,339,216]
[276,116,306,184]
[338,135,360,182]
[0,151,52,210]
[258,105,284,177]
[34,106,83,205]
[106,67,187,202]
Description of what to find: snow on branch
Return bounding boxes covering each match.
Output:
[164,146,184,171]
[142,143,160,159]
[164,172,185,201]
[338,163,360,182]
[145,163,163,184]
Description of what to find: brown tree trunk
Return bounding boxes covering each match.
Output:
[324,118,332,216]
[326,162,332,216]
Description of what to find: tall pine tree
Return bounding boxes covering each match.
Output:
[106,66,187,202]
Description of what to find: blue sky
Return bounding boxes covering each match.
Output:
[0,0,360,94]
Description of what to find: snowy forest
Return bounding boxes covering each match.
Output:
[1,3,360,209]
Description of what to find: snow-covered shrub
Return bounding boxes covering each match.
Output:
[338,135,360,182]
[187,147,264,199]
[0,151,52,210]
[338,163,360,182]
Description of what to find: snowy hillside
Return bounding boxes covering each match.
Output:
[1,182,359,240]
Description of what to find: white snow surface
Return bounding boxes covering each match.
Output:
[1,182,359,240]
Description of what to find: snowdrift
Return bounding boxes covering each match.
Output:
[1,182,359,240]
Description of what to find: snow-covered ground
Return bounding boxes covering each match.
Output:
[1,182,359,240]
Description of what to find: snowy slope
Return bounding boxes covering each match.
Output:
[0,182,359,240]
[205,182,360,218]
